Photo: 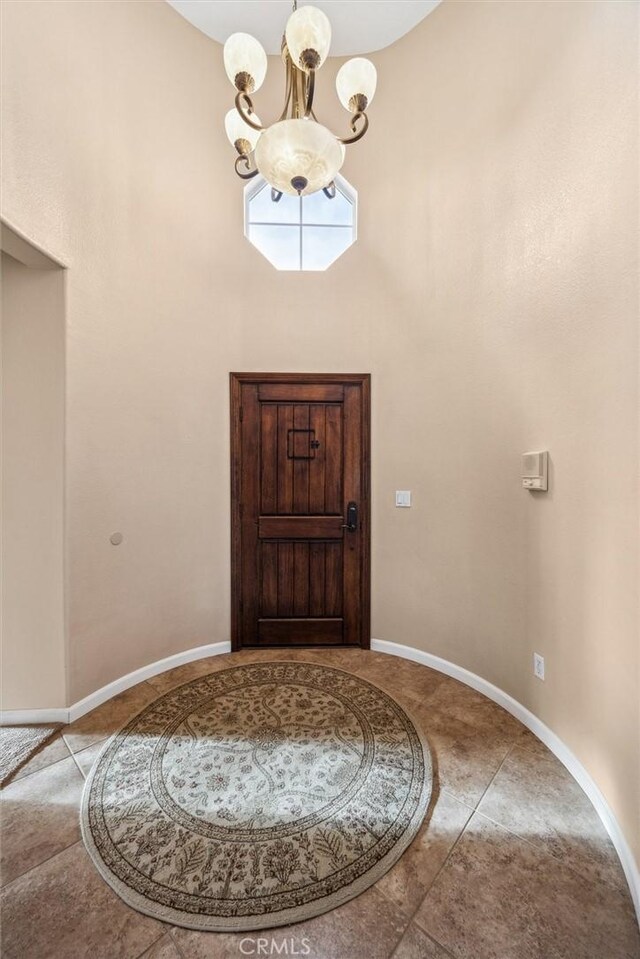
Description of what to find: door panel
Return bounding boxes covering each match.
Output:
[261,401,343,517]
[260,541,278,616]
[260,405,278,513]
[258,517,342,538]
[258,383,344,402]
[231,373,370,649]
[257,619,344,645]
[324,405,343,514]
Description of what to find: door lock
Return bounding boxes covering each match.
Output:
[342,501,358,532]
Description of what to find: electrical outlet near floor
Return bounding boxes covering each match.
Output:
[533,653,545,681]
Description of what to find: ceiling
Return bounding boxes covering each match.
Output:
[166,1,442,57]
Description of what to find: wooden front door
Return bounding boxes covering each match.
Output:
[230,373,370,649]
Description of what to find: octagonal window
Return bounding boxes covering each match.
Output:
[244,174,357,271]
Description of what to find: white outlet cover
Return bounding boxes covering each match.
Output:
[534,653,545,680]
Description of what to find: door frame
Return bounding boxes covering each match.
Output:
[230,372,371,651]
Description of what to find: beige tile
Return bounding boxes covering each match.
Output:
[375,789,472,915]
[224,649,315,665]
[282,647,385,672]
[227,648,385,670]
[415,812,640,959]
[477,741,632,896]
[514,726,549,754]
[63,680,159,754]
[172,885,410,959]
[146,649,386,695]
[139,934,183,959]
[1,754,84,886]
[423,675,525,739]
[73,738,109,778]
[10,731,72,782]
[3,655,633,959]
[408,701,515,807]
[353,656,446,706]
[0,842,165,959]
[392,924,453,959]
[145,655,236,695]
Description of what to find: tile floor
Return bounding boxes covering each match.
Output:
[1,648,638,959]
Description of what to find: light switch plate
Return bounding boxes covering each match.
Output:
[395,491,411,507]
[522,451,548,491]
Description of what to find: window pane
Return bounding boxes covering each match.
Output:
[302,187,353,226]
[301,226,353,271]
[248,224,301,270]
[248,184,300,225]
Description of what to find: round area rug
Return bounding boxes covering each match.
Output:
[81,660,432,931]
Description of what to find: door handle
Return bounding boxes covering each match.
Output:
[342,501,358,533]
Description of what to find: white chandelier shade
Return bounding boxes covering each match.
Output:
[224,109,262,154]
[223,32,268,92]
[284,5,332,72]
[254,119,344,196]
[336,57,378,112]
[222,4,377,197]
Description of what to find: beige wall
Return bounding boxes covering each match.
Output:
[1,252,66,709]
[1,0,637,861]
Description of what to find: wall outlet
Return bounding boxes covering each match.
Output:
[533,653,545,681]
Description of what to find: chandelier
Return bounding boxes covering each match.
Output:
[223,1,377,199]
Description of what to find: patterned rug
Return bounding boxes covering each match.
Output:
[0,724,61,786]
[81,660,432,931]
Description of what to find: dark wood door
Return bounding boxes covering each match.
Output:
[231,373,370,649]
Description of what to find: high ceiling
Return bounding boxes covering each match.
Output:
[166,1,442,57]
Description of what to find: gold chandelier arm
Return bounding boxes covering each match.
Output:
[279,57,294,120]
[292,63,306,119]
[234,153,259,180]
[338,111,369,145]
[304,69,316,118]
[234,91,266,132]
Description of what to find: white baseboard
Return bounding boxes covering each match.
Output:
[0,707,69,725]
[371,637,640,925]
[0,641,231,727]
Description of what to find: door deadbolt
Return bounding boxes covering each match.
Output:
[342,501,358,532]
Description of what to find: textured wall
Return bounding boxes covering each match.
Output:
[1,0,637,861]
[1,253,66,709]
